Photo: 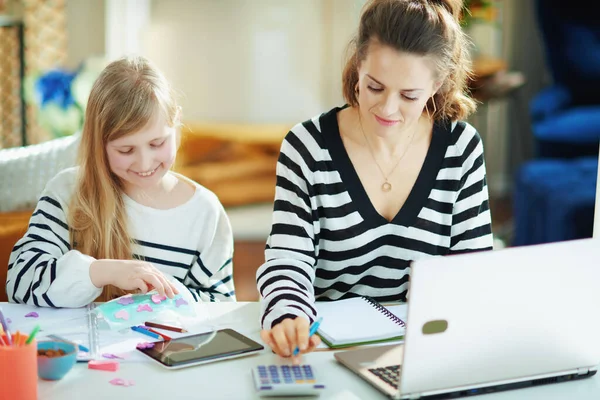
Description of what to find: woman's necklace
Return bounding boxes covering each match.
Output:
[358,117,416,192]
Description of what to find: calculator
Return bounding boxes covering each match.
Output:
[252,364,325,397]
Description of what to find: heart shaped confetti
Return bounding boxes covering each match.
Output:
[102,353,123,359]
[25,312,39,318]
[151,294,167,304]
[175,298,188,308]
[109,378,135,387]
[117,295,134,305]
[114,310,129,320]
[137,304,153,312]
[136,342,154,350]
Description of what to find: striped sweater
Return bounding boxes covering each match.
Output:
[7,167,235,308]
[257,106,493,329]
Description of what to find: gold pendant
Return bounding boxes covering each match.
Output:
[382,182,392,192]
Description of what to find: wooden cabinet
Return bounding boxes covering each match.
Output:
[232,240,264,302]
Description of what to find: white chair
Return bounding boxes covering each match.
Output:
[0,133,80,212]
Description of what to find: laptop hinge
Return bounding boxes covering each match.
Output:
[577,368,589,375]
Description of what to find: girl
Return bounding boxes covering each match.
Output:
[258,0,493,359]
[7,56,235,307]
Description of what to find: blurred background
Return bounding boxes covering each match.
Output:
[0,0,598,301]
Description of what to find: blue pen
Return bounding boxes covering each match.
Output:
[0,307,12,346]
[131,325,162,340]
[293,317,323,356]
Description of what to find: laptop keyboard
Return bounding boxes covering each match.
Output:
[369,365,401,389]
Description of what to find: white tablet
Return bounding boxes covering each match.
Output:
[136,328,264,369]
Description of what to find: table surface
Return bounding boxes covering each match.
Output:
[4,302,598,400]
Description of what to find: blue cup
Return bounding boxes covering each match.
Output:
[37,341,77,380]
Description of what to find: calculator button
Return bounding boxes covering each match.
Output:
[254,365,324,395]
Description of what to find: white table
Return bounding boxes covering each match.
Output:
[5,302,598,400]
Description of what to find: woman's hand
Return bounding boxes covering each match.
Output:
[260,317,321,363]
[90,259,179,298]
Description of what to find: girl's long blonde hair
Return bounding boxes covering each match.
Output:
[69,56,179,301]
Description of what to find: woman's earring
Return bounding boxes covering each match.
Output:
[425,96,437,119]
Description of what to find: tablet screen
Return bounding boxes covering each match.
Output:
[137,328,264,368]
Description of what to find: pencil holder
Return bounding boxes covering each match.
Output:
[0,334,38,400]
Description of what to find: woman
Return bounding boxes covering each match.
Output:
[258,0,493,359]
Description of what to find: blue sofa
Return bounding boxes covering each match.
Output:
[512,0,599,246]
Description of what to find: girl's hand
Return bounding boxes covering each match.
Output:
[90,259,179,298]
[260,317,321,364]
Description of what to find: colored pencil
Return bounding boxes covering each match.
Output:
[131,325,162,340]
[25,325,40,345]
[144,327,172,341]
[144,321,187,333]
[0,307,12,346]
[14,331,21,347]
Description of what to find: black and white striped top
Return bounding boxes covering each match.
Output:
[257,107,493,329]
[7,167,235,308]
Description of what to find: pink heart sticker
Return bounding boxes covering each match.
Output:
[151,294,167,304]
[25,312,39,318]
[114,310,129,320]
[137,304,153,312]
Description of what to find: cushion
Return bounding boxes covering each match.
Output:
[0,133,80,212]
[513,158,598,246]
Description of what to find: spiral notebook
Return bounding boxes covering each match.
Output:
[2,303,142,362]
[315,297,406,349]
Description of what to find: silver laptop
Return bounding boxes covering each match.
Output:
[335,238,600,399]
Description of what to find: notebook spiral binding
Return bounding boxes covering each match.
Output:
[86,303,100,358]
[363,296,406,327]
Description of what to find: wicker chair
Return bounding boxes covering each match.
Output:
[0,133,79,301]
